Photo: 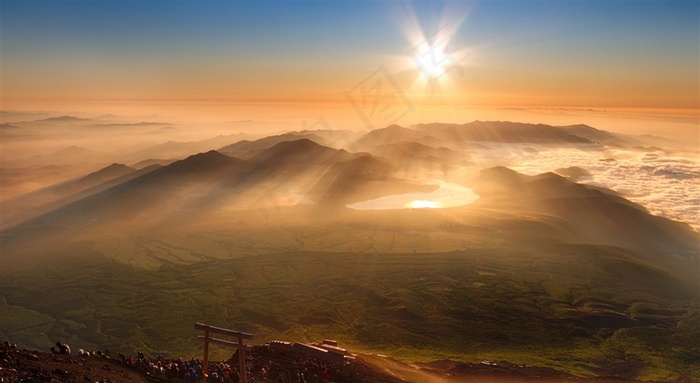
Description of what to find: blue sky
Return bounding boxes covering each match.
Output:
[2,0,698,123]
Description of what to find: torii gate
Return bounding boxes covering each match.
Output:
[194,322,253,383]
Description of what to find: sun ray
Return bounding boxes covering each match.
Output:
[386,1,474,106]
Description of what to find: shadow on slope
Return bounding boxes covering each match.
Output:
[311,155,437,206]
[0,163,159,229]
[471,167,699,259]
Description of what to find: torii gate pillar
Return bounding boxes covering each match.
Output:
[194,322,253,383]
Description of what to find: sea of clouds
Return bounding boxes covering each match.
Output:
[504,146,700,231]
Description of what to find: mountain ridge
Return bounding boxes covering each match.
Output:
[2,119,697,381]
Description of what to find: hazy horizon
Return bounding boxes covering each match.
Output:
[1,1,699,381]
[2,0,698,140]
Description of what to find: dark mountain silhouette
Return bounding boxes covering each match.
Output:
[3,142,436,230]
[97,150,246,194]
[293,128,359,143]
[554,166,593,181]
[350,124,447,151]
[2,119,698,382]
[119,134,251,164]
[231,140,376,209]
[471,166,530,194]
[3,140,381,230]
[80,163,136,185]
[45,115,85,121]
[353,124,424,143]
[0,164,76,200]
[3,151,248,230]
[363,141,466,169]
[26,115,90,124]
[0,163,156,229]
[86,121,170,129]
[0,123,24,137]
[557,125,686,151]
[474,167,633,205]
[155,150,243,175]
[414,121,595,144]
[472,167,698,259]
[95,113,123,120]
[131,158,177,169]
[311,155,436,206]
[218,132,332,159]
[5,163,135,206]
[0,110,53,123]
[250,139,356,165]
[559,124,629,146]
[216,139,363,200]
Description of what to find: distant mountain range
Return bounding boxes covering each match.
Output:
[2,121,696,262]
[412,121,593,144]
[1,119,698,381]
[473,167,697,259]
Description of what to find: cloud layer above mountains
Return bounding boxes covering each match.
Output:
[508,147,699,230]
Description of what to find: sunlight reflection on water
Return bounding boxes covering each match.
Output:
[347,181,480,210]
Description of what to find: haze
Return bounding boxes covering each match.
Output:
[2,1,698,137]
[1,1,699,382]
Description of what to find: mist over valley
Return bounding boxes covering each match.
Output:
[1,113,698,381]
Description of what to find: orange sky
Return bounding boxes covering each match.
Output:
[1,1,698,140]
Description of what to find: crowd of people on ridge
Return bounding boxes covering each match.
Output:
[47,340,356,382]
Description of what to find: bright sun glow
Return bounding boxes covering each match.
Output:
[406,200,441,209]
[412,43,451,78]
[400,19,471,100]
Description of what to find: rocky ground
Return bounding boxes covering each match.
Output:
[0,341,669,383]
[0,341,403,383]
[0,342,149,383]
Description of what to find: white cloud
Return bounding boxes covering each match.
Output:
[491,146,700,230]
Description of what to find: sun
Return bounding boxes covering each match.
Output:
[401,22,470,100]
[411,42,451,78]
[406,200,441,209]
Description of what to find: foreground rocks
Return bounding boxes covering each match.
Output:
[0,341,405,383]
[0,342,150,383]
[1,341,674,383]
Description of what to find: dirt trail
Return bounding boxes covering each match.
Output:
[356,354,650,383]
[357,354,455,383]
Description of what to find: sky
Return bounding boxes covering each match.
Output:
[1,0,698,135]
